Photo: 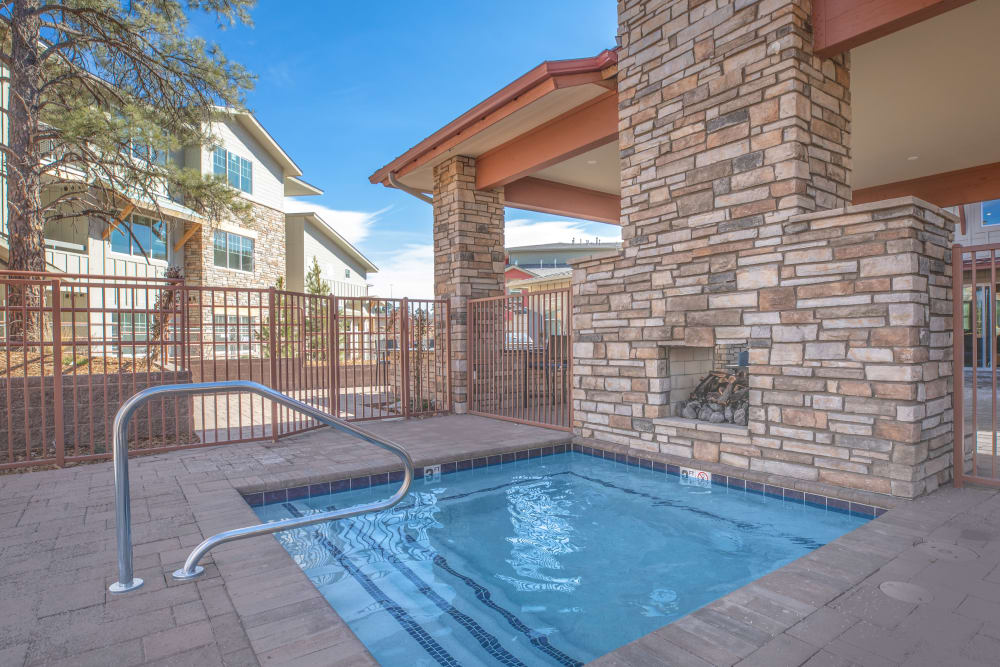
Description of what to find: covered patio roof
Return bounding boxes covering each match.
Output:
[369,50,621,225]
[372,0,1000,224]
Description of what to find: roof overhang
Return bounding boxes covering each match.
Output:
[851,0,1000,207]
[217,108,303,178]
[287,211,379,274]
[284,175,323,197]
[369,50,621,224]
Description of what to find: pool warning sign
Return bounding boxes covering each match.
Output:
[680,467,712,488]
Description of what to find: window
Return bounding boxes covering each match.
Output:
[213,146,252,193]
[983,200,1000,226]
[110,214,168,261]
[213,313,260,357]
[213,230,254,272]
[344,268,351,279]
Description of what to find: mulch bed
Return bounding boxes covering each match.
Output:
[0,349,163,377]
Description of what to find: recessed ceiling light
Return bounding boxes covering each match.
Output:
[907,155,919,161]
[586,159,597,165]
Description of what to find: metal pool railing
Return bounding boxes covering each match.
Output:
[109,380,415,593]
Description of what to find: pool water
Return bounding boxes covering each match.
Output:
[254,452,868,665]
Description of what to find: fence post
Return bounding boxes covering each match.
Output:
[268,287,278,442]
[445,299,452,414]
[329,295,339,419]
[51,279,65,467]
[400,298,410,418]
[952,243,964,488]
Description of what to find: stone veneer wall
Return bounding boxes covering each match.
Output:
[574,0,850,441]
[182,202,286,290]
[572,1,957,499]
[432,155,505,413]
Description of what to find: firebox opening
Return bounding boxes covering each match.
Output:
[667,343,749,425]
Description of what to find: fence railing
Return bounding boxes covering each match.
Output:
[0,272,449,470]
[468,288,572,431]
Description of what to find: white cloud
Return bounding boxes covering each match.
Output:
[284,198,387,245]
[367,244,435,299]
[505,218,620,247]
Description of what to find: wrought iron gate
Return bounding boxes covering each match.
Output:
[468,288,572,431]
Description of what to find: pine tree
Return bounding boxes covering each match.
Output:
[304,257,330,296]
[2,0,256,337]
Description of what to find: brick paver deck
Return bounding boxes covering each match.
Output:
[0,415,569,666]
[2,415,999,666]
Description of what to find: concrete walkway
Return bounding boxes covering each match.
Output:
[2,414,999,666]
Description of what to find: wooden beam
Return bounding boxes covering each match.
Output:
[852,161,1000,209]
[504,177,620,225]
[172,222,201,252]
[476,93,618,191]
[101,202,135,239]
[814,0,975,59]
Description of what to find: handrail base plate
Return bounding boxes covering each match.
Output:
[109,578,144,594]
[172,566,205,581]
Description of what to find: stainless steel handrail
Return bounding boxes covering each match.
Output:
[109,380,414,593]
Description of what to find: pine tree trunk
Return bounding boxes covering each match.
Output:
[7,0,44,342]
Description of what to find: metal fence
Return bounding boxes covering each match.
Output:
[953,243,1000,488]
[468,288,572,430]
[0,272,449,470]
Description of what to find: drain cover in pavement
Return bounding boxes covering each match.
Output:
[879,581,933,604]
[916,542,979,562]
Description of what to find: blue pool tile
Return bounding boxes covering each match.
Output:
[850,503,877,518]
[309,482,331,497]
[440,462,457,475]
[627,455,641,467]
[666,464,680,477]
[652,461,666,473]
[827,498,850,514]
[727,477,745,490]
[243,492,263,507]
[711,475,728,487]
[487,454,502,466]
[529,448,542,459]
[874,507,888,517]
[263,489,286,505]
[554,444,566,454]
[330,479,351,493]
[286,485,310,501]
[413,467,425,480]
[456,459,473,472]
[370,472,389,488]
[542,446,554,457]
[351,476,371,490]
[473,457,489,469]
[805,493,827,509]
[388,470,404,483]
[615,453,627,464]
[764,484,784,499]
[783,489,805,504]
[501,452,515,464]
[746,481,764,495]
[516,450,530,461]
[640,458,652,470]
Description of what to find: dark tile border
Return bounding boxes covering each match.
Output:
[242,442,884,519]
[244,443,569,508]
[570,443,886,519]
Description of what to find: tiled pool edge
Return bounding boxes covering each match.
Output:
[242,441,885,519]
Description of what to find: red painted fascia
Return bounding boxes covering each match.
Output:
[369,49,618,186]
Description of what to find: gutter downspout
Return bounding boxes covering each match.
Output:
[388,172,433,205]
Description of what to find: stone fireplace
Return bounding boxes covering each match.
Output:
[667,343,748,420]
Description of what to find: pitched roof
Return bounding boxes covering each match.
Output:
[287,211,379,274]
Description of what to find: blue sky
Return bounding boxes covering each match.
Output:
[190,1,620,297]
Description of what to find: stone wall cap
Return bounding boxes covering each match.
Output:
[654,416,750,436]
[567,250,622,267]
[788,196,958,224]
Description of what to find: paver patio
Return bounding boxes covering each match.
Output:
[1,414,999,666]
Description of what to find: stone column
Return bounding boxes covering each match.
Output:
[574,0,851,448]
[432,155,505,414]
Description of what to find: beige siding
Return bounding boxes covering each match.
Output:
[299,220,369,295]
[954,202,1000,247]
[201,118,286,213]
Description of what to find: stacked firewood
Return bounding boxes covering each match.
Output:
[678,368,749,425]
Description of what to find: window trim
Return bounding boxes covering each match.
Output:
[212,229,255,273]
[109,214,169,262]
[212,146,253,194]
